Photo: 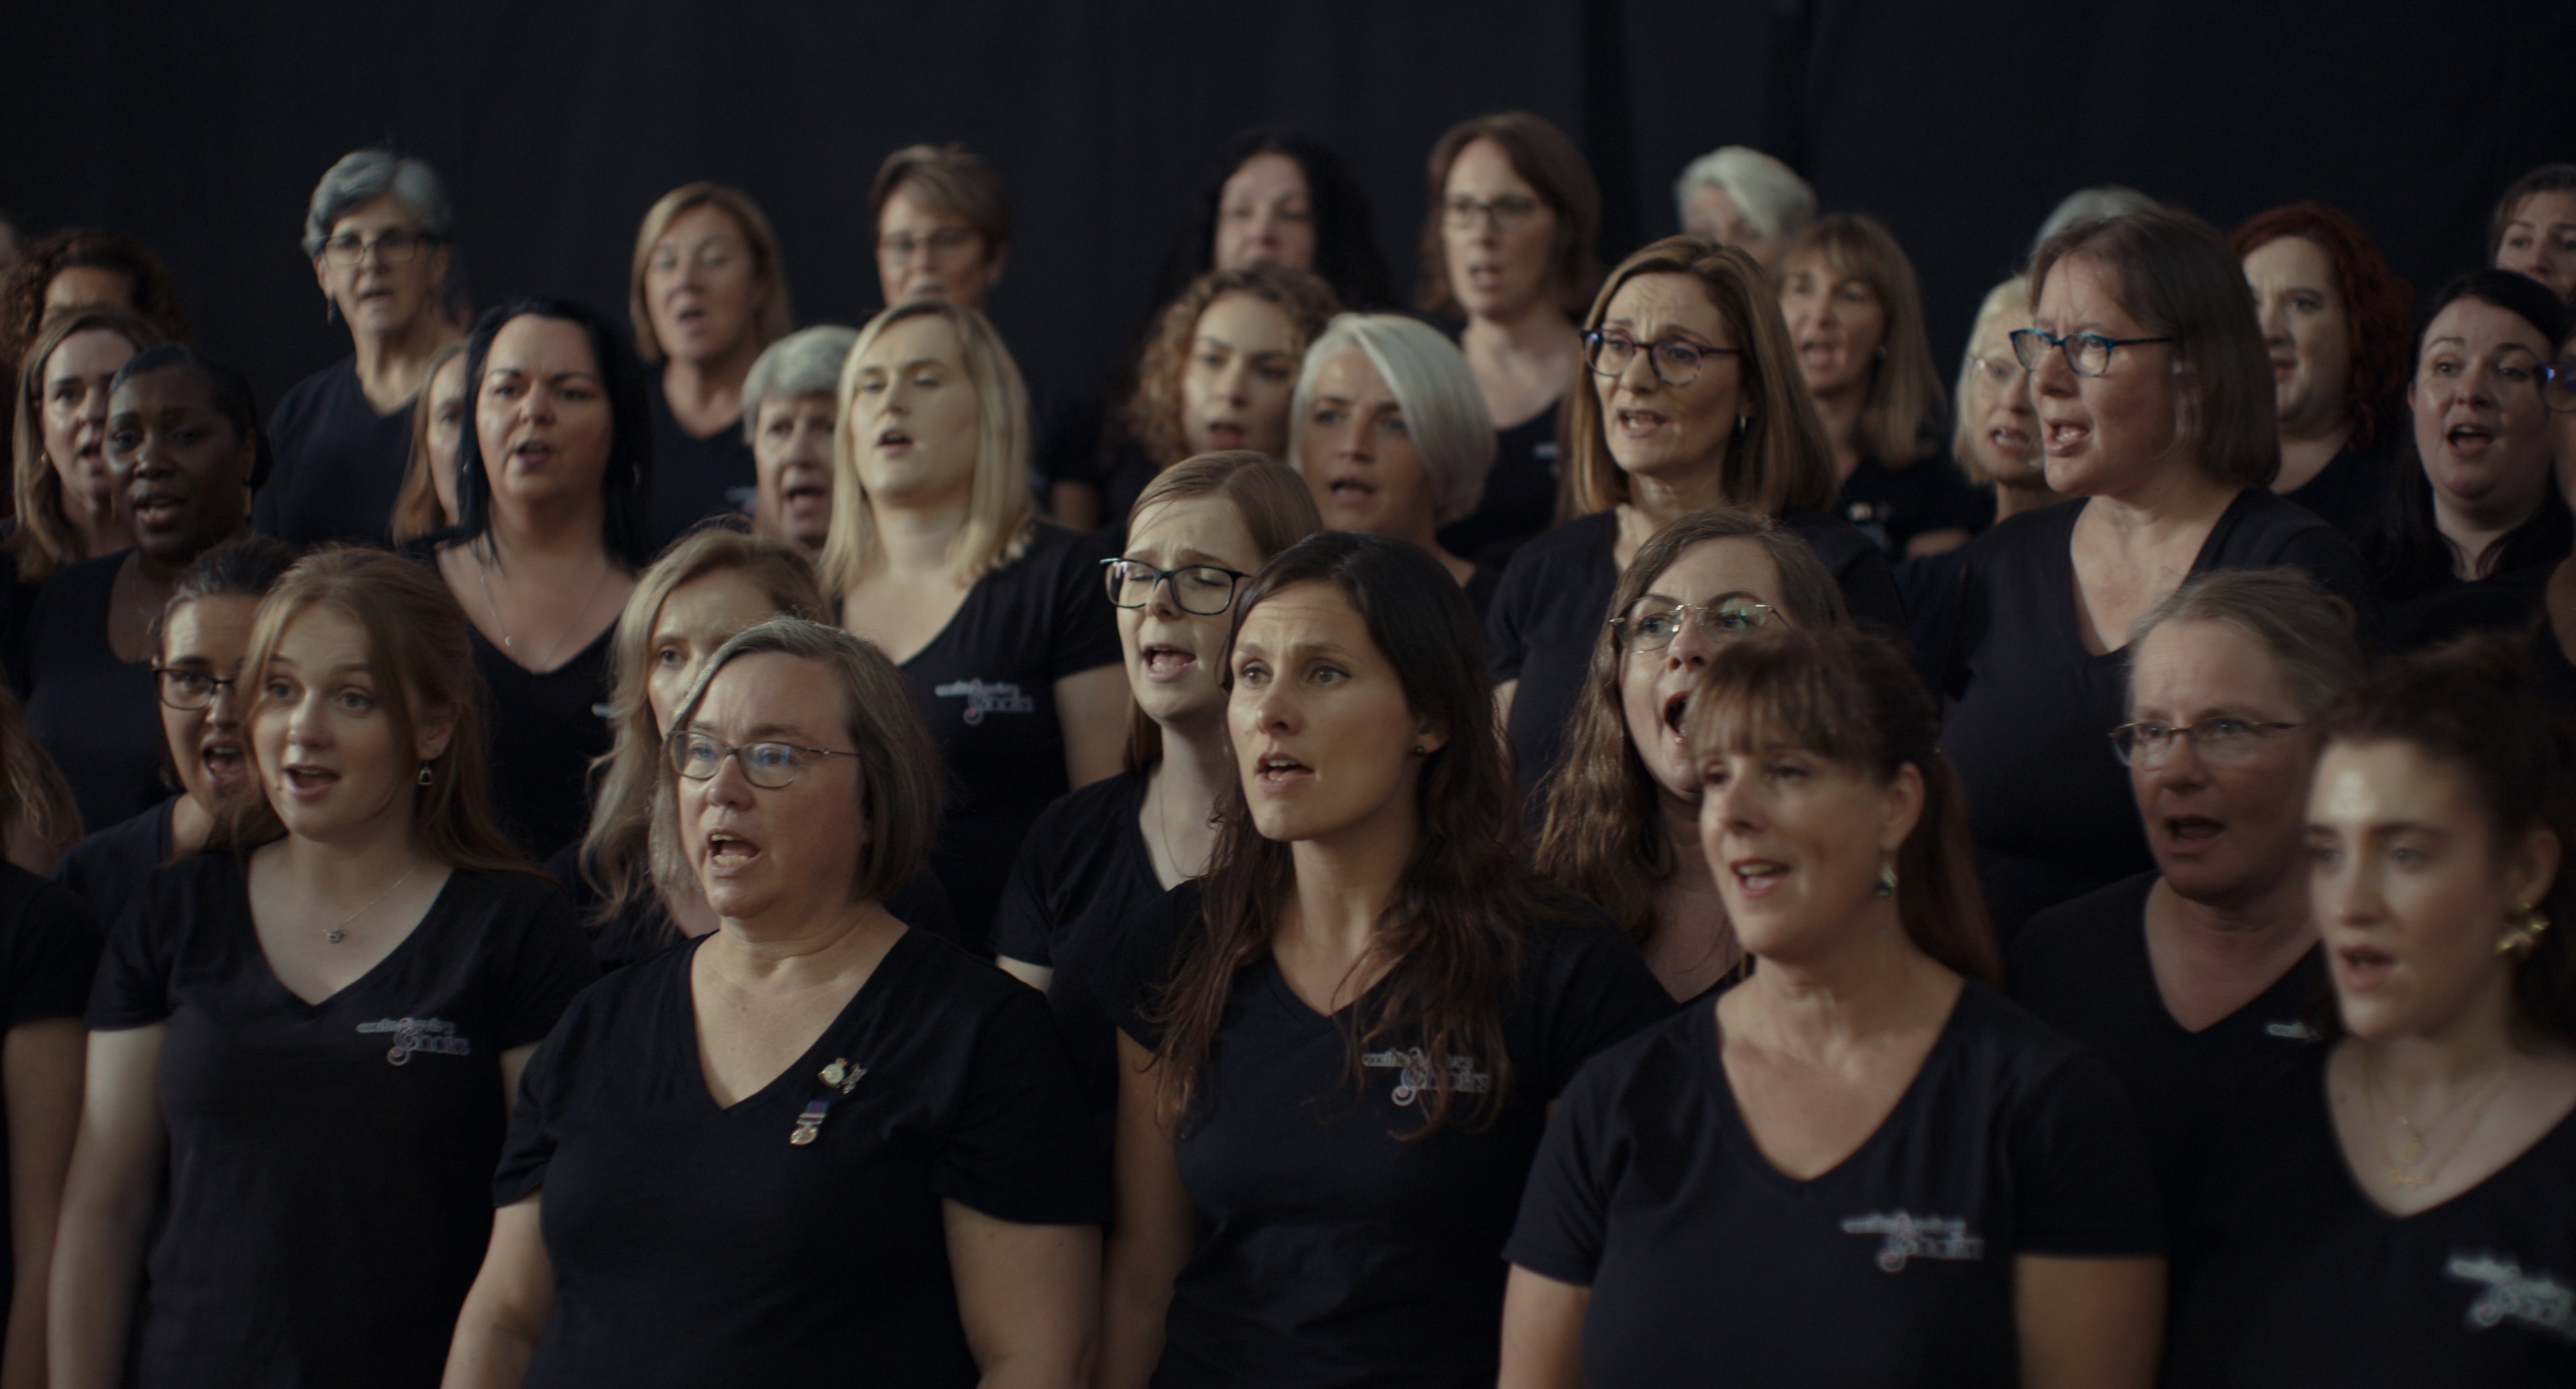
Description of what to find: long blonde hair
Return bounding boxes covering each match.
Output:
[819,300,1034,592]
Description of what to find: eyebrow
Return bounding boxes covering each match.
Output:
[862,356,945,374]
[487,366,604,387]
[1644,587,1763,606]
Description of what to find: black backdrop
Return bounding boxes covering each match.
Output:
[7,0,2571,434]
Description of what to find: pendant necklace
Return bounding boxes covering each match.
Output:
[2362,1047,2517,1188]
[325,863,420,945]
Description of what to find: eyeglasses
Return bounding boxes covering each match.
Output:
[154,667,240,711]
[2540,361,2576,413]
[2009,328,2174,378]
[1100,557,1250,616]
[877,228,979,262]
[1583,329,1742,389]
[1612,596,1775,651]
[1442,194,1541,231]
[321,231,432,268]
[668,731,860,789]
[1968,354,2027,390]
[2109,717,2301,768]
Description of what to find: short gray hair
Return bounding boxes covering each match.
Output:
[2031,185,2160,254]
[2127,568,2363,723]
[1290,313,1496,526]
[303,149,453,257]
[741,325,859,444]
[1672,146,1816,243]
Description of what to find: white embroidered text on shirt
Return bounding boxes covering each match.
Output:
[356,1017,472,1066]
[1360,1047,1490,1107]
[934,678,1036,726]
[1841,1211,1986,1272]
[2447,1253,2576,1343]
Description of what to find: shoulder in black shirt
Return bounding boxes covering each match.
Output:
[497,927,1104,1389]
[1439,395,1562,568]
[1838,450,1995,559]
[15,551,166,832]
[0,861,98,1325]
[257,356,413,548]
[645,377,756,552]
[1508,979,2162,1389]
[465,619,614,865]
[2278,433,2397,544]
[52,795,175,935]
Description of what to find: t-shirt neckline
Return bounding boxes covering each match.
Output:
[678,924,922,1115]
[247,859,467,1012]
[1702,976,1974,1195]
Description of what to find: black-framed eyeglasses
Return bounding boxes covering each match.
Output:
[1611,596,1775,651]
[2542,360,2576,413]
[1099,557,1250,616]
[2010,327,2173,378]
[2109,717,2301,768]
[877,228,979,262]
[154,667,240,712]
[668,731,860,789]
[321,230,433,268]
[1583,329,1742,389]
[1442,194,1541,231]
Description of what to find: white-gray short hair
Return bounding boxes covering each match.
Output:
[1672,146,1816,243]
[1290,314,1496,526]
[303,149,452,257]
[741,325,859,443]
[2031,186,2161,255]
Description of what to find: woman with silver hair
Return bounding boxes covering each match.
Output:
[739,325,855,553]
[1672,146,1815,271]
[1289,313,1503,610]
[259,149,459,547]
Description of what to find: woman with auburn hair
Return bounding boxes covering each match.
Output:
[1097,532,1666,1389]
[1502,627,2164,1389]
[1777,213,1989,559]
[629,183,795,547]
[1488,234,1902,807]
[994,452,1318,1134]
[0,230,188,454]
[1937,208,2374,937]
[2230,201,2415,540]
[50,547,596,1389]
[826,299,1127,947]
[1533,508,1848,1000]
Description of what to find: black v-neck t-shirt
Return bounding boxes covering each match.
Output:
[2007,871,2325,1235]
[52,795,175,941]
[495,927,1106,1388]
[14,551,167,832]
[87,854,596,1389]
[468,621,614,866]
[1935,491,2376,936]
[1108,889,1673,1388]
[1437,395,1563,568]
[2167,1049,2576,1386]
[992,768,1171,1130]
[257,356,413,547]
[0,863,99,1324]
[898,522,1123,949]
[2278,434,2397,543]
[644,377,756,551]
[1508,979,2162,1389]
[1487,508,1908,807]
[1839,450,1994,559]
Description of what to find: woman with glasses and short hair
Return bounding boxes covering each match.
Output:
[874,145,1009,314]
[1934,208,2375,939]
[1533,508,1849,1000]
[629,184,795,549]
[443,618,1104,1388]
[261,149,461,547]
[1487,235,1903,809]
[2011,568,2360,1236]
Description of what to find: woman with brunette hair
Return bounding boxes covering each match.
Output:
[2491,163,2576,302]
[995,452,1318,1135]
[8,307,164,589]
[1418,112,1601,565]
[1937,208,2374,937]
[1156,126,1396,314]
[1533,509,1849,1000]
[629,183,795,547]
[428,297,653,864]
[1488,235,1902,807]
[2230,201,2415,540]
[0,231,188,453]
[50,548,596,1389]
[389,340,470,542]
[2167,637,2576,1385]
[1502,627,2165,1389]
[1777,213,1989,559]
[1098,532,1668,1389]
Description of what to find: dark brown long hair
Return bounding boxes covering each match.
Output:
[1150,532,1574,1135]
[1683,627,2000,985]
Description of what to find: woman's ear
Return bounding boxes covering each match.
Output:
[2508,826,2563,916]
[413,700,460,765]
[1877,762,1927,855]
[1412,715,1450,758]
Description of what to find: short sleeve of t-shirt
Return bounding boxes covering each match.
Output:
[494,990,584,1204]
[1042,526,1124,678]
[1101,881,1192,1048]
[2007,1047,2166,1256]
[490,884,605,1051]
[932,983,1106,1223]
[0,865,101,1028]
[87,865,186,1029]
[1506,1022,1643,1285]
[1528,919,1675,1097]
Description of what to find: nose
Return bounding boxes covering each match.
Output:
[2144,731,2209,790]
[700,746,760,808]
[2028,342,2077,398]
[1664,613,1716,670]
[1145,571,1186,621]
[1238,678,1299,740]
[204,678,244,727]
[1616,345,1661,395]
[283,688,331,749]
[1215,358,1251,405]
[2257,295,2290,342]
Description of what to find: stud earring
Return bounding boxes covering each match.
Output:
[1734,415,1748,435]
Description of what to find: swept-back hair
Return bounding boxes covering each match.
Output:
[1290,313,1496,525]
[1683,627,1999,985]
[2126,568,2363,723]
[1535,509,1849,942]
[149,534,300,795]
[1566,236,1838,520]
[1150,532,1581,1136]
[10,305,167,583]
[451,298,657,570]
[1779,214,1947,467]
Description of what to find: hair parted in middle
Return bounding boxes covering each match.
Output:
[1129,264,1342,469]
[1778,213,1949,470]
[627,182,796,364]
[11,304,168,584]
[1416,111,1603,320]
[391,338,470,543]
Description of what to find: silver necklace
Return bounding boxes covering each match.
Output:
[473,538,612,670]
[325,863,419,944]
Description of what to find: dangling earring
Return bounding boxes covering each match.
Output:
[1734,415,1748,436]
[325,298,339,325]
[1875,863,1898,900]
[2499,903,2550,957]
[417,763,435,787]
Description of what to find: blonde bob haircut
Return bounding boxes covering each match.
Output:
[651,616,942,907]
[1566,236,1838,520]
[1289,313,1497,526]
[1950,277,2038,487]
[581,525,830,922]
[821,300,1035,593]
[1779,214,1947,469]
[627,182,796,365]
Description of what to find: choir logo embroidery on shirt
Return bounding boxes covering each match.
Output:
[1841,1212,1986,1271]
[2446,1254,2576,1343]
[934,679,1036,725]
[2262,1020,2319,1041]
[1360,1047,1490,1107]
[356,1017,472,1066]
